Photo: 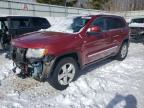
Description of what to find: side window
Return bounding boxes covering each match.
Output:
[91,18,106,31]
[32,18,50,29]
[132,18,144,23]
[107,17,125,30]
[10,18,30,29]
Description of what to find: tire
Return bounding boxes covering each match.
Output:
[49,57,78,90]
[116,42,128,61]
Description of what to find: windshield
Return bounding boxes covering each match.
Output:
[131,18,144,23]
[46,16,91,33]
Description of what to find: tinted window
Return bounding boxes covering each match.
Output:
[32,18,50,29]
[107,17,125,30]
[10,18,30,29]
[131,18,144,23]
[92,17,106,31]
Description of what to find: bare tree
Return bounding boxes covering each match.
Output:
[103,0,144,11]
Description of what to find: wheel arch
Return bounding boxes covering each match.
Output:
[123,38,129,46]
[49,52,82,76]
[123,38,129,43]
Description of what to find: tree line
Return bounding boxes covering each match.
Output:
[104,0,144,11]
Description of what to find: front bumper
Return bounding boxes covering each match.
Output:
[11,47,55,80]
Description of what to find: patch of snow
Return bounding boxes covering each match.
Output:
[0,53,13,81]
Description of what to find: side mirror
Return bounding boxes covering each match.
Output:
[87,26,101,34]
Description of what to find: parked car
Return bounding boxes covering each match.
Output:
[129,18,144,39]
[11,15,129,90]
[0,16,50,50]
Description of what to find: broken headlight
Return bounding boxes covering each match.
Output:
[26,48,48,58]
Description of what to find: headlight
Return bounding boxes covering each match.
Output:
[26,48,48,58]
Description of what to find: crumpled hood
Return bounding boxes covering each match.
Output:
[12,31,76,48]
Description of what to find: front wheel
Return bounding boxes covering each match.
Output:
[116,42,128,61]
[49,57,78,90]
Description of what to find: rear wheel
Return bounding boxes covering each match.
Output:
[49,57,78,90]
[116,42,128,61]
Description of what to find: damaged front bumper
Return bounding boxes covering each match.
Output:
[11,47,55,81]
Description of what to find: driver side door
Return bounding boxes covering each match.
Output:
[84,17,111,64]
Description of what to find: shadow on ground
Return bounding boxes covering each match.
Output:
[106,94,137,108]
[77,58,114,79]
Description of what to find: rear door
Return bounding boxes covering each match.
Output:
[106,17,127,49]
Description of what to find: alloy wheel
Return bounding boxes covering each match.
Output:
[58,63,75,85]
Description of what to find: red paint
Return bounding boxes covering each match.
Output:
[12,15,129,66]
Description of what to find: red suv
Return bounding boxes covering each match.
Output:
[11,15,129,90]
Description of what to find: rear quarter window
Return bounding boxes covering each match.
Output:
[32,18,50,29]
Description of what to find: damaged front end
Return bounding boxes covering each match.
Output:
[11,47,55,81]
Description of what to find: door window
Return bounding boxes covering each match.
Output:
[91,17,107,32]
[106,17,125,30]
[10,18,30,29]
[32,18,50,29]
[131,18,144,23]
